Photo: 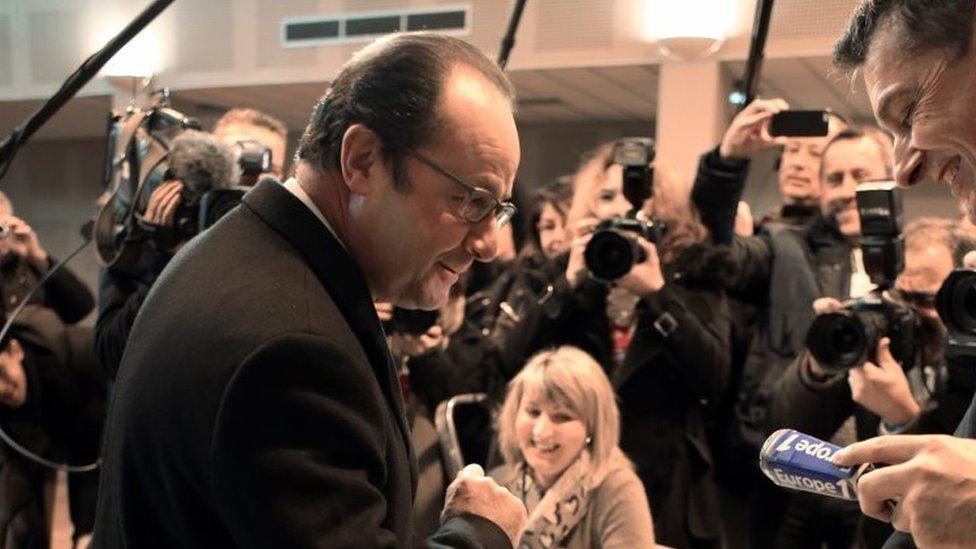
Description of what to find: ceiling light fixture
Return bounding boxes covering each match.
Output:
[644,0,737,61]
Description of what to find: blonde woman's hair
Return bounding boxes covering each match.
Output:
[497,346,620,473]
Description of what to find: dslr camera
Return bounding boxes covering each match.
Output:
[805,182,918,374]
[583,137,666,282]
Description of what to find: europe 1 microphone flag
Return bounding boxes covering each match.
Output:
[759,429,873,500]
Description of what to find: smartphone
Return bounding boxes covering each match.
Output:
[769,110,829,137]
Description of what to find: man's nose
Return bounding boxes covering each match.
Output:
[465,218,500,263]
[841,173,859,197]
[893,138,925,187]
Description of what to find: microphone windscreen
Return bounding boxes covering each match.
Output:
[168,130,239,193]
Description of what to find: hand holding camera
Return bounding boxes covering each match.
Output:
[0,214,48,266]
[137,180,188,253]
[719,97,791,160]
[139,180,184,229]
[565,217,597,289]
[847,337,921,427]
[616,235,665,298]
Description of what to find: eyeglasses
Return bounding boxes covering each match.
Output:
[390,142,517,228]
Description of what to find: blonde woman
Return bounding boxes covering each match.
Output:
[492,346,654,548]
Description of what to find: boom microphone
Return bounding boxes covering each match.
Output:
[759,429,872,500]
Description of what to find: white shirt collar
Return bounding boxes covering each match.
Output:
[282,177,346,249]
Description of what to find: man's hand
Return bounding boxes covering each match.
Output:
[718,98,790,160]
[617,236,665,298]
[140,180,184,228]
[833,435,976,548]
[441,464,527,548]
[848,337,921,426]
[394,325,444,357]
[0,339,27,409]
[0,215,48,265]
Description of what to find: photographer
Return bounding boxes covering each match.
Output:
[767,218,976,547]
[691,126,892,547]
[94,129,238,379]
[0,191,94,326]
[692,99,847,245]
[813,3,976,548]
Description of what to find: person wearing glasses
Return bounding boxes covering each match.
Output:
[765,217,976,548]
[92,33,527,548]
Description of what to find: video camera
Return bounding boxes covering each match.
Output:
[94,91,247,273]
[583,137,667,282]
[805,182,918,374]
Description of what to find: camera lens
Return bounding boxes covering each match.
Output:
[937,270,976,335]
[806,312,869,373]
[584,230,639,281]
[963,284,976,331]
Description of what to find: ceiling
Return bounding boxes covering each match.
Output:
[0,55,879,142]
[726,56,875,123]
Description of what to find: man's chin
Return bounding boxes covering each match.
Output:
[395,284,450,311]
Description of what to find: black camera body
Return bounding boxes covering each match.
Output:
[805,181,919,373]
[806,294,917,374]
[584,216,665,282]
[584,137,667,282]
[936,269,976,358]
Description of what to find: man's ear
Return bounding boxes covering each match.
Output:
[340,124,385,196]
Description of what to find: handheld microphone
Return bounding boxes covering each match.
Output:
[759,429,872,500]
